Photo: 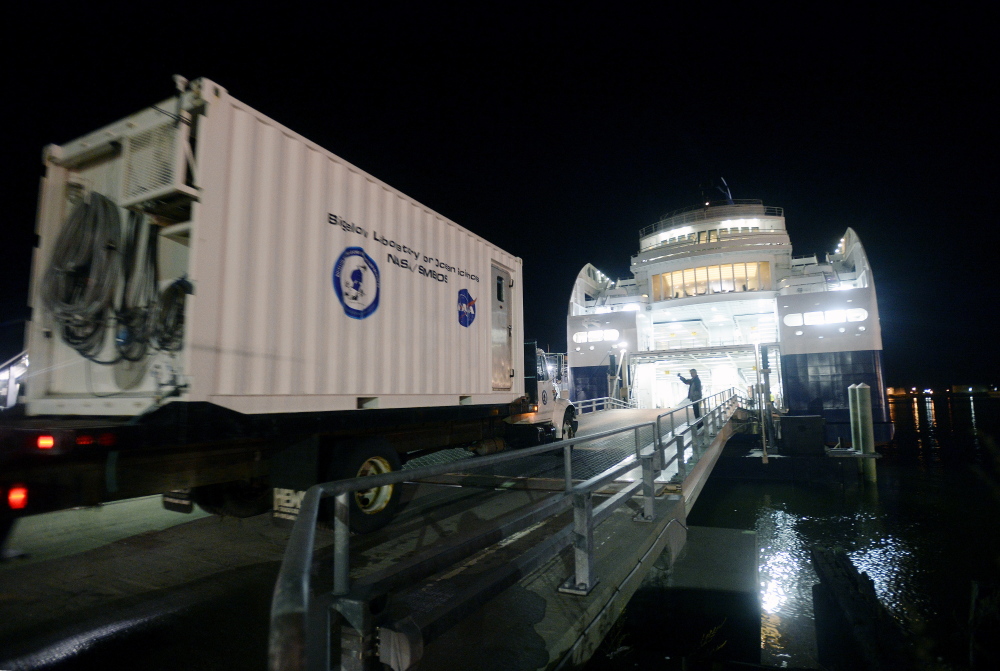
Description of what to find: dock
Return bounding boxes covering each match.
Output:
[2,393,758,670]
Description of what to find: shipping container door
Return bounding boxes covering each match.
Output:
[492,265,512,390]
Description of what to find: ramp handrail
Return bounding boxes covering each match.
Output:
[574,396,638,414]
[269,388,749,671]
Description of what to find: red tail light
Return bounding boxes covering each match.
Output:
[98,433,116,446]
[8,485,28,510]
[76,434,95,445]
[37,435,55,449]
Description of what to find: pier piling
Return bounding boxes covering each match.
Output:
[849,384,877,483]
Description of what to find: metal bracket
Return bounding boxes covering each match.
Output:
[558,575,600,596]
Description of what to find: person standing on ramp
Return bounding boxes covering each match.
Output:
[678,369,703,428]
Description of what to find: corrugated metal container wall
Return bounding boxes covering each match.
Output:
[188,87,524,413]
[24,80,524,416]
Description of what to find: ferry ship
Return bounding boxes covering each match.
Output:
[567,199,892,444]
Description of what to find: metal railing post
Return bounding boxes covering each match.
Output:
[638,453,655,522]
[574,491,594,588]
[564,442,574,492]
[333,492,351,596]
[559,491,598,595]
[675,435,687,480]
[654,416,664,471]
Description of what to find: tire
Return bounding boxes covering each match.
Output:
[327,439,402,534]
[192,484,226,516]
[562,409,577,440]
[192,479,272,518]
[220,479,272,518]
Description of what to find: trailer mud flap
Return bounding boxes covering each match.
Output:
[272,488,308,525]
[162,489,194,513]
[269,436,320,526]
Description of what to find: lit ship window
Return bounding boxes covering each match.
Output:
[781,308,869,327]
[824,310,846,324]
[650,262,772,300]
[572,329,622,344]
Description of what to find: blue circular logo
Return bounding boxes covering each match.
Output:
[457,289,477,327]
[542,389,548,406]
[333,247,380,319]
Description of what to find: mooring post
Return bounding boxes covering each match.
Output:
[856,383,877,483]
[848,384,863,474]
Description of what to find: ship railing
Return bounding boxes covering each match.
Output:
[638,228,789,253]
[269,388,749,671]
[638,202,784,239]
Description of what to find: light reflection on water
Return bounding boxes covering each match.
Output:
[689,396,1000,669]
[752,498,923,666]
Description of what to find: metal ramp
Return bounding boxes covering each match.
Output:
[269,390,752,671]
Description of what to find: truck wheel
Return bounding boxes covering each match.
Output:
[192,484,225,515]
[192,480,271,518]
[328,440,401,534]
[562,409,577,440]
[220,479,272,518]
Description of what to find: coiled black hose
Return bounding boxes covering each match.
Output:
[116,210,160,361]
[41,193,122,360]
[153,276,191,352]
[42,191,170,363]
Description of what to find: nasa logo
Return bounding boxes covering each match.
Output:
[541,390,548,405]
[457,289,477,327]
[333,247,380,319]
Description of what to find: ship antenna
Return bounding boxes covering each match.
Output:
[716,177,734,205]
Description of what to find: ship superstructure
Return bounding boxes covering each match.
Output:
[567,199,890,443]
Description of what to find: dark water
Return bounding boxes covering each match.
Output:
[683,395,1000,669]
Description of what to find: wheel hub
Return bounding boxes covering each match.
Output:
[354,455,394,514]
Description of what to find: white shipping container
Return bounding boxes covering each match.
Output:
[25,78,525,416]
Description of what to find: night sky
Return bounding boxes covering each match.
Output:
[3,4,996,389]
